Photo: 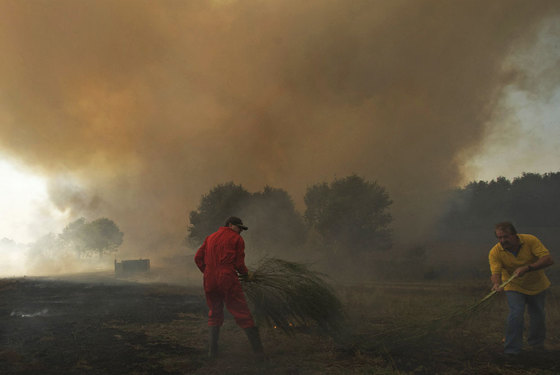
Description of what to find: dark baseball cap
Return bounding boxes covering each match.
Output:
[225,216,248,231]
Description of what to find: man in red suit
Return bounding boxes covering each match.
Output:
[194,216,263,359]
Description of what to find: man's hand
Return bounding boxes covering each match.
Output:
[491,283,504,292]
[491,274,503,292]
[238,271,255,282]
[514,265,531,277]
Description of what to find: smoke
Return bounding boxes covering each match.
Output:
[1,0,559,263]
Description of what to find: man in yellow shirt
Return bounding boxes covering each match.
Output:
[489,222,554,355]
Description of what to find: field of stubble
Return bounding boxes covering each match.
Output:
[1,272,559,375]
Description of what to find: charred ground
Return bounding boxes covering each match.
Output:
[0,275,206,374]
[1,275,560,374]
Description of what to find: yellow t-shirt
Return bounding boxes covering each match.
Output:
[488,234,551,295]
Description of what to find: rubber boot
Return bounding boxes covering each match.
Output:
[208,326,220,359]
[244,326,264,360]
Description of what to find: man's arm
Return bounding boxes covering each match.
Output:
[515,254,554,277]
[489,247,503,291]
[194,240,207,273]
[233,236,249,276]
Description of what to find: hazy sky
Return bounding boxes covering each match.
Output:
[464,18,560,181]
[466,87,560,181]
[0,0,559,259]
[0,157,66,243]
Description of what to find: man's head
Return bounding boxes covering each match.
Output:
[225,216,248,233]
[494,221,519,251]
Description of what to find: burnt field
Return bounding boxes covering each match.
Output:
[1,275,560,375]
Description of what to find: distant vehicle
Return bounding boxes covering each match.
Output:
[114,259,150,277]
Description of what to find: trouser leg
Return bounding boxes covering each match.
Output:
[505,291,525,354]
[224,283,263,357]
[527,290,546,349]
[205,291,225,327]
[205,291,224,359]
[224,283,255,329]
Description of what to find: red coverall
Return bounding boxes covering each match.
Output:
[194,226,255,328]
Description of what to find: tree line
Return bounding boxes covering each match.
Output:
[437,172,560,245]
[28,174,392,270]
[28,171,558,270]
[186,175,393,259]
[186,171,560,278]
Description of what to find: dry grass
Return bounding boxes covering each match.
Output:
[346,275,518,353]
[169,268,560,374]
[336,281,560,374]
[156,278,559,374]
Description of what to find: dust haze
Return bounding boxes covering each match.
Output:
[1,0,559,275]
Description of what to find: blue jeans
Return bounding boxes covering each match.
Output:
[504,290,546,354]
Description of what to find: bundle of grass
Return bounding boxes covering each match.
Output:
[241,258,344,336]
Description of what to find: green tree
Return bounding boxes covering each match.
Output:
[242,186,306,255]
[60,217,88,252]
[437,172,560,244]
[187,182,251,245]
[304,174,393,252]
[187,183,307,256]
[510,172,560,227]
[60,217,123,257]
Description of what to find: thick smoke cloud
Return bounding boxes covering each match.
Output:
[0,0,558,259]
